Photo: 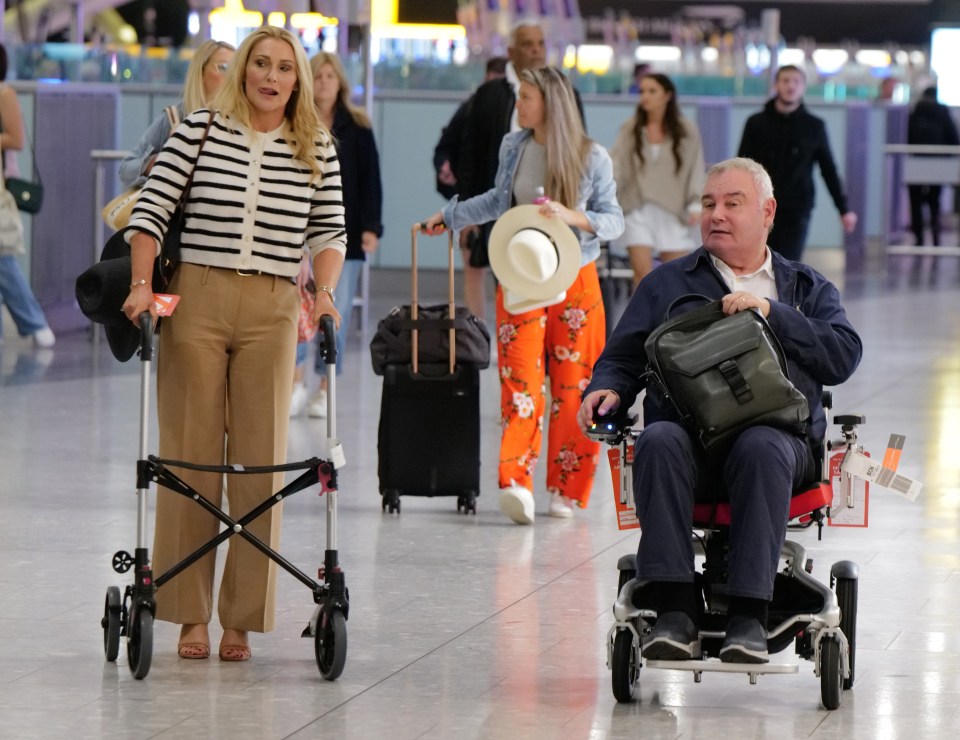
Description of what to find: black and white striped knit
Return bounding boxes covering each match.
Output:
[127,109,346,278]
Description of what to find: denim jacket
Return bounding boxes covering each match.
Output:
[441,130,624,266]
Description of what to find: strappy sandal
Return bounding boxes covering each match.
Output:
[218,644,251,662]
[177,642,211,659]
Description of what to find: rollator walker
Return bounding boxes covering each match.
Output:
[589,393,864,710]
[101,313,349,680]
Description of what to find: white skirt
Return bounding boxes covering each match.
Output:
[610,202,697,257]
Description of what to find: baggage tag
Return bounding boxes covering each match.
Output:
[828,450,869,527]
[328,438,346,469]
[154,294,181,317]
[842,434,922,502]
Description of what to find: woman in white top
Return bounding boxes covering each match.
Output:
[121,27,346,663]
[610,73,705,287]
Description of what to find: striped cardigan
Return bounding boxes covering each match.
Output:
[127,109,346,278]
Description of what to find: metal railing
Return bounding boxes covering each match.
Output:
[882,144,960,258]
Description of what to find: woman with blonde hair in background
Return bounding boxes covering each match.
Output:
[289,51,383,417]
[119,39,235,189]
[424,67,623,524]
[610,72,704,287]
[121,26,346,662]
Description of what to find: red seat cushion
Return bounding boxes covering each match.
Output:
[691,481,832,527]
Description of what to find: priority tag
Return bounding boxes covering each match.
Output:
[328,439,346,469]
[154,293,181,316]
[828,451,869,527]
[608,446,640,530]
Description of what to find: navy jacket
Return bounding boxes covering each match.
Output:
[586,248,862,444]
[738,99,849,218]
[331,105,383,261]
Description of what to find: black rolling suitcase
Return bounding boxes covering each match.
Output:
[372,225,490,514]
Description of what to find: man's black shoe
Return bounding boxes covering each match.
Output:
[719,615,770,664]
[642,611,700,660]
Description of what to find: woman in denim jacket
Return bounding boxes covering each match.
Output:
[425,66,623,524]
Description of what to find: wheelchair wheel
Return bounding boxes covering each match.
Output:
[617,568,636,596]
[836,576,858,690]
[127,607,153,680]
[611,627,640,703]
[102,586,122,662]
[315,607,347,680]
[819,634,843,710]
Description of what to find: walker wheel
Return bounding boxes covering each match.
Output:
[102,586,122,662]
[127,606,153,680]
[112,551,134,574]
[315,607,347,680]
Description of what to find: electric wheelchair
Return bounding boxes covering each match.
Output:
[590,393,864,710]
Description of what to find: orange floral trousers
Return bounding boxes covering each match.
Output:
[496,262,606,507]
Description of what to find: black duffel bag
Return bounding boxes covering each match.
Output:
[643,295,809,450]
[370,303,491,375]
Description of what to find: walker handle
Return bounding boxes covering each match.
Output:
[319,314,337,366]
[139,311,154,362]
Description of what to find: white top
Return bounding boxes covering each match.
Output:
[711,247,778,302]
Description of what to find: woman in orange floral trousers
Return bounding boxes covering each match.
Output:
[426,67,623,523]
[497,266,606,514]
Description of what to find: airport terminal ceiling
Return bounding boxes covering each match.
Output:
[402,0,946,46]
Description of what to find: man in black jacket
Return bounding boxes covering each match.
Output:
[454,21,583,318]
[738,65,857,262]
[433,57,507,200]
[907,86,959,246]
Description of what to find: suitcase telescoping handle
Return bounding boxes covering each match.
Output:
[411,223,456,375]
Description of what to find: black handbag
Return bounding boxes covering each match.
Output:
[370,304,491,375]
[643,295,809,450]
[6,177,43,213]
[157,110,215,286]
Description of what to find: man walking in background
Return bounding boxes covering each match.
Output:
[738,65,857,262]
[433,57,507,201]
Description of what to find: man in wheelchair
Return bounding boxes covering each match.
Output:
[577,157,862,664]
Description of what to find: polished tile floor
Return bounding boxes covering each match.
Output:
[1,251,959,739]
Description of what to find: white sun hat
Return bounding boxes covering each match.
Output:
[488,204,581,314]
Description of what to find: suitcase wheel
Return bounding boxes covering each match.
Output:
[457,492,477,515]
[382,492,400,514]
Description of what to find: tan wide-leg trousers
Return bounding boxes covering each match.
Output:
[152,264,298,633]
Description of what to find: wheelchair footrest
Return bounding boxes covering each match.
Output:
[645,659,799,675]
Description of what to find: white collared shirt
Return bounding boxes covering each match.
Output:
[711,247,778,302]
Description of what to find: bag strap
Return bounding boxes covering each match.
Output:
[177,110,215,210]
[662,293,715,321]
[0,85,41,187]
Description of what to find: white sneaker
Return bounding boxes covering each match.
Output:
[499,482,535,525]
[289,383,307,417]
[33,327,55,348]
[548,492,575,518]
[307,388,327,418]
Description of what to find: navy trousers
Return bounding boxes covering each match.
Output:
[633,422,813,601]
